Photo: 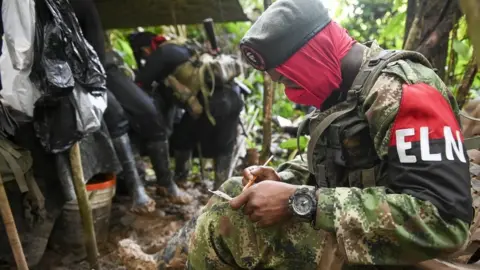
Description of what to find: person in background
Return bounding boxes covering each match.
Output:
[134,34,244,190]
[70,0,191,211]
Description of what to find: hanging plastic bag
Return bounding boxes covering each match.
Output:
[1,0,36,71]
[44,0,106,95]
[0,40,41,117]
[29,0,106,97]
[71,84,107,135]
[33,84,107,154]
[29,0,108,153]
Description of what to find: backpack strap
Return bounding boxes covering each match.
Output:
[0,140,28,192]
[296,110,314,162]
[0,140,44,209]
[355,50,432,97]
[305,49,433,174]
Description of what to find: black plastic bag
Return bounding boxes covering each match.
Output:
[29,0,107,153]
[30,0,106,97]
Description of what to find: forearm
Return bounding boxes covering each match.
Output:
[314,187,469,265]
[276,154,311,185]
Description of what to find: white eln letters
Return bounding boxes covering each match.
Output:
[395,127,466,163]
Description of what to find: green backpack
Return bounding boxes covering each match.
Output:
[0,139,44,214]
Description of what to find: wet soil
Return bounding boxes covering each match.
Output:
[38,175,212,270]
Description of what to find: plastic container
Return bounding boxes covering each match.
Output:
[50,173,116,256]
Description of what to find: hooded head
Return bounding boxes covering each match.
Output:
[240,0,356,109]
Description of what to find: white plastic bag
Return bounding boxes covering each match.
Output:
[0,40,41,116]
[72,85,107,134]
[2,0,36,71]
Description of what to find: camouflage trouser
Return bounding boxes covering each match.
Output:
[161,178,418,270]
[185,177,341,270]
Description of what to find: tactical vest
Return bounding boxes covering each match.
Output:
[161,38,241,125]
[298,49,434,189]
[298,49,480,268]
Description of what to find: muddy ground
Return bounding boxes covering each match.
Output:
[38,166,215,270]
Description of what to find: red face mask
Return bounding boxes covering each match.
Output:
[276,21,356,109]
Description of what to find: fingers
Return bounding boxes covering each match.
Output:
[242,166,278,186]
[242,166,259,186]
[230,188,251,209]
[249,212,261,223]
[243,202,254,215]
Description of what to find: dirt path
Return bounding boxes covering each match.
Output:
[40,178,212,270]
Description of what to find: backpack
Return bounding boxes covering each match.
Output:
[0,139,45,225]
[296,48,480,268]
[160,38,241,126]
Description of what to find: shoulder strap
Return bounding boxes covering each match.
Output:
[0,141,28,192]
[353,49,432,97]
[296,110,314,162]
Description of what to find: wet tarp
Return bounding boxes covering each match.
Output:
[94,0,249,29]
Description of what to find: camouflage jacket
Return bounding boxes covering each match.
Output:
[277,41,472,266]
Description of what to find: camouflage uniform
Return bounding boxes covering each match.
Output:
[158,41,473,270]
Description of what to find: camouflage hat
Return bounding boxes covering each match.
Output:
[240,0,331,71]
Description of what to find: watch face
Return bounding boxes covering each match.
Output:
[292,194,314,216]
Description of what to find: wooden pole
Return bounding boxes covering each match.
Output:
[69,143,99,270]
[260,0,274,164]
[0,177,29,270]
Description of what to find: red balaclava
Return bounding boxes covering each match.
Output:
[276,21,356,109]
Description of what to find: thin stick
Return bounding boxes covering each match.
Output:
[69,143,99,270]
[243,155,274,190]
[0,178,29,270]
[228,108,259,178]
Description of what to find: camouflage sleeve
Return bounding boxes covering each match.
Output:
[312,74,472,265]
[276,154,312,185]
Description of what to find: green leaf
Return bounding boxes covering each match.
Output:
[280,136,308,151]
[453,40,471,57]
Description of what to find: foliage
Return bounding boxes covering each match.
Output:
[108,30,137,68]
[447,17,480,95]
[336,0,407,49]
[280,136,308,151]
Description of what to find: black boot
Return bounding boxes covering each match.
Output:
[146,140,190,202]
[174,150,192,183]
[214,153,232,190]
[112,134,155,213]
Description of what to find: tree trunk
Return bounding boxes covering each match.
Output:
[404,0,462,79]
[455,57,478,109]
[459,0,480,67]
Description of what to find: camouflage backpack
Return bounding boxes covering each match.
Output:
[297,48,480,268]
[160,37,242,125]
[0,138,44,221]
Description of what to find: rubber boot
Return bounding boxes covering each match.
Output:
[214,153,232,190]
[112,134,156,213]
[174,150,192,183]
[146,140,191,203]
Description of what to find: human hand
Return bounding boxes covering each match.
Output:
[242,166,281,187]
[230,181,296,227]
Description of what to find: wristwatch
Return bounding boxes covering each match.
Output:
[288,185,317,223]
